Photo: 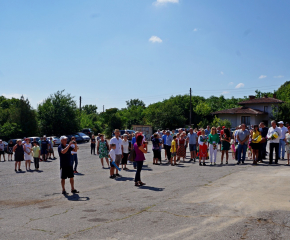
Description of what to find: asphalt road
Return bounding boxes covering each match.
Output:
[1,142,290,240]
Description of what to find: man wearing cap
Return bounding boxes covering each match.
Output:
[278,121,288,160]
[58,136,79,195]
[110,129,123,177]
[41,135,49,161]
[0,139,5,161]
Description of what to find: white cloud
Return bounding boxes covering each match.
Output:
[274,75,284,78]
[259,75,267,79]
[193,28,198,32]
[153,0,179,6]
[220,71,224,75]
[149,36,162,43]
[235,83,245,89]
[222,91,229,94]
[229,82,234,85]
[1,93,27,99]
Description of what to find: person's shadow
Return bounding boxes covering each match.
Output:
[74,172,85,176]
[64,194,90,201]
[137,186,164,191]
[115,177,134,182]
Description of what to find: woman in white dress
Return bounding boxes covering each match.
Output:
[24,138,32,171]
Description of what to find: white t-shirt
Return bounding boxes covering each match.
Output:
[71,144,77,154]
[24,143,32,155]
[109,149,116,162]
[121,140,129,153]
[110,137,122,155]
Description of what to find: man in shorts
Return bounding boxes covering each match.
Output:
[0,139,5,161]
[110,129,123,177]
[187,128,198,161]
[58,136,79,195]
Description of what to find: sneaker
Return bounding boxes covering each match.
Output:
[15,169,17,172]
[237,162,240,165]
[75,170,78,173]
[71,189,79,194]
[116,174,121,177]
[62,190,68,195]
[203,163,206,166]
[199,163,202,166]
[18,169,22,172]
[110,175,115,179]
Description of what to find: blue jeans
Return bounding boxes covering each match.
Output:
[237,144,247,163]
[279,139,286,159]
[70,154,78,171]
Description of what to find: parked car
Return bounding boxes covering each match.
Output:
[77,132,90,142]
[48,136,61,146]
[66,134,84,143]
[28,136,40,143]
[82,128,94,138]
[112,130,135,137]
[8,139,19,146]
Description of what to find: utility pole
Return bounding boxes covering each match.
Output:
[79,96,82,111]
[103,105,104,113]
[190,88,192,126]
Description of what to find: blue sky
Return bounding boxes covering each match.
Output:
[1,0,289,110]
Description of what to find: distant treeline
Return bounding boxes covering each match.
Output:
[1,81,290,140]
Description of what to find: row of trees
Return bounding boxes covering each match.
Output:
[1,81,289,140]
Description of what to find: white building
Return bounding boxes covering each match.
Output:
[212,95,283,127]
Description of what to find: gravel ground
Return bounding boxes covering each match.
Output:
[0,142,290,240]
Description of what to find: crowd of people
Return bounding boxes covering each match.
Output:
[1,119,289,194]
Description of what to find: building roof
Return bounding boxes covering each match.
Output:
[238,97,283,105]
[212,106,266,115]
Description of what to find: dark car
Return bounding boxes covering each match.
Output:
[8,139,19,146]
[82,128,94,138]
[112,130,135,137]
[66,134,84,143]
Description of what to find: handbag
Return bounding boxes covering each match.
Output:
[129,147,136,162]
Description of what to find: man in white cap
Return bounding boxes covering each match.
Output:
[58,136,79,195]
[278,121,288,160]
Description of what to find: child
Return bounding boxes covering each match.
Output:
[230,139,236,160]
[170,136,177,166]
[109,144,116,179]
[32,141,40,171]
[198,129,207,166]
[248,135,252,160]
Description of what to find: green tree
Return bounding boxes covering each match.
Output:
[126,99,145,108]
[276,81,290,102]
[82,104,98,115]
[211,116,231,128]
[38,90,80,136]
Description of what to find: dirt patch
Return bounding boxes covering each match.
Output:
[87,218,108,222]
[0,199,51,208]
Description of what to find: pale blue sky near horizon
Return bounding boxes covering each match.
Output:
[0,0,289,111]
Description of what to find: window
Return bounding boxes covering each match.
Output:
[241,116,250,125]
[264,106,268,113]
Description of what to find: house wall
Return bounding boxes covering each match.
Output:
[132,125,153,140]
[242,103,279,119]
[217,114,268,127]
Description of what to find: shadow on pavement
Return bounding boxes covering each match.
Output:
[75,172,85,176]
[115,177,134,182]
[64,194,90,201]
[137,186,164,191]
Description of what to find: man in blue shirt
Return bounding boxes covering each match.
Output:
[58,136,79,195]
[162,130,167,160]
[165,131,173,162]
[187,128,198,161]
